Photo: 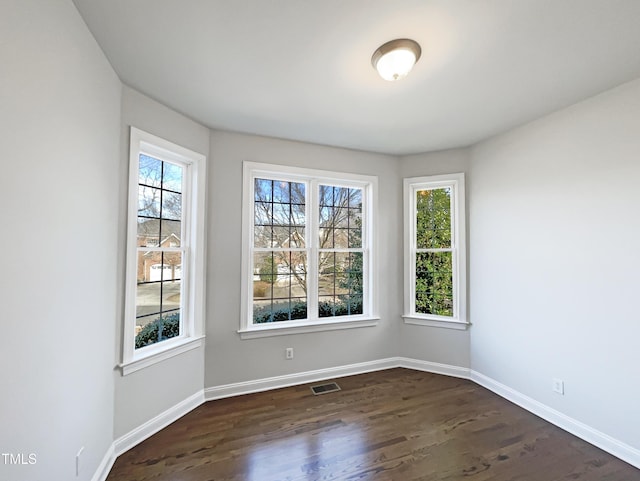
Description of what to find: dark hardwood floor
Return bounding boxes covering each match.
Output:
[106,368,640,480]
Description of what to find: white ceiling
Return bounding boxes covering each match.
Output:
[72,0,640,155]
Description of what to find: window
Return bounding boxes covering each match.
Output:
[240,162,378,338]
[122,127,206,374]
[403,173,467,329]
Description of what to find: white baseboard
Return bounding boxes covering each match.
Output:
[113,390,205,456]
[204,357,400,400]
[470,370,640,470]
[91,443,115,481]
[93,359,640,481]
[397,357,471,379]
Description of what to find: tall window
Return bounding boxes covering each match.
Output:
[122,128,206,374]
[318,185,364,318]
[403,173,467,329]
[253,178,308,323]
[241,162,377,338]
[135,154,184,344]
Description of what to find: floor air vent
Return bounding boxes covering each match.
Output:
[310,382,341,395]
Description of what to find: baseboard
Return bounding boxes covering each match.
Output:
[94,359,640,481]
[397,357,471,379]
[113,390,205,456]
[470,370,640,469]
[91,443,115,481]
[204,357,401,400]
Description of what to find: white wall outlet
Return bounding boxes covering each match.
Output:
[552,378,564,395]
[285,347,294,360]
[76,446,84,476]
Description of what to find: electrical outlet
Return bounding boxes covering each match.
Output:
[552,378,564,395]
[285,347,294,360]
[76,447,84,476]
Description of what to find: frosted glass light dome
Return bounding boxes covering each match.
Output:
[371,39,421,81]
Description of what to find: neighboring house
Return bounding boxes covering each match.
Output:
[136,218,182,283]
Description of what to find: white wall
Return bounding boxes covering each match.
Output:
[398,149,471,368]
[113,86,209,438]
[205,131,402,387]
[0,1,121,480]
[469,78,640,451]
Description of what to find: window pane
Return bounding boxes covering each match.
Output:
[273,180,291,203]
[318,252,362,318]
[272,203,291,225]
[348,208,362,248]
[333,228,349,249]
[253,251,307,323]
[254,225,273,248]
[254,251,276,290]
[134,250,182,349]
[161,280,181,313]
[290,182,305,206]
[415,251,453,316]
[255,178,272,202]
[333,186,349,207]
[136,282,160,319]
[253,178,306,248]
[137,250,159,282]
[288,227,305,248]
[334,252,350,296]
[348,295,363,315]
[318,296,336,318]
[346,252,363,296]
[254,201,272,225]
[162,162,183,192]
[319,185,333,206]
[319,186,362,249]
[319,206,334,248]
[160,219,181,247]
[161,191,182,220]
[135,311,180,349]
[416,187,451,249]
[291,203,305,226]
[138,185,160,218]
[139,155,162,188]
[138,218,159,247]
[320,252,339,295]
[349,188,363,208]
[272,226,290,248]
[161,252,182,281]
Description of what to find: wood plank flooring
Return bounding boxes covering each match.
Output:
[106,368,640,481]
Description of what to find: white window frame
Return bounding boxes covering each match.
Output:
[121,127,207,374]
[239,161,379,339]
[403,173,468,330]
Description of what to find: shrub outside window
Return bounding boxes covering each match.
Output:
[403,173,467,329]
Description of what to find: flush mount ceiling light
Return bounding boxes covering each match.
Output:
[371,38,421,81]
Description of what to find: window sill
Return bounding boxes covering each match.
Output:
[120,335,205,375]
[238,317,380,339]
[403,315,470,330]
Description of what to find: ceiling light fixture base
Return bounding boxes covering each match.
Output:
[371,38,422,81]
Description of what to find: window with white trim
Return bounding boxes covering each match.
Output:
[240,162,378,338]
[403,173,467,329]
[122,127,206,374]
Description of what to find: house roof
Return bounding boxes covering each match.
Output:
[137,218,181,243]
